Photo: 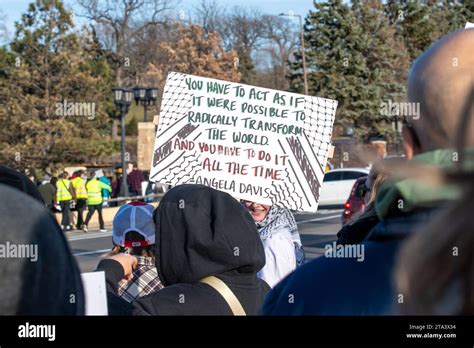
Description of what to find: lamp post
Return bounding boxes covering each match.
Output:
[112,87,133,198]
[394,116,400,155]
[279,12,308,95]
[133,87,159,122]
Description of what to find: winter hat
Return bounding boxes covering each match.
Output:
[0,165,44,204]
[113,202,155,248]
[0,184,85,315]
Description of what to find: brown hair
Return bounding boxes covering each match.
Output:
[107,231,155,258]
[347,167,387,224]
[395,181,474,314]
[368,172,386,205]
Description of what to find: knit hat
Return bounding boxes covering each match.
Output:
[112,202,155,248]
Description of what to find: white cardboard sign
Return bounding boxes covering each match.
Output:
[150,72,337,211]
[81,271,108,315]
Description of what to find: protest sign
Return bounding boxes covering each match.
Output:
[150,72,337,211]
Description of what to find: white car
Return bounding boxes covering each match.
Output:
[318,168,370,206]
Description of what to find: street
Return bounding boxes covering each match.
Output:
[69,208,343,272]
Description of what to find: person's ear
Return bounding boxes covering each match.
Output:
[402,125,421,159]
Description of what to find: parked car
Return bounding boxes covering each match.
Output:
[341,176,368,225]
[319,168,370,206]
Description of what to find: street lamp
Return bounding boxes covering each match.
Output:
[279,12,308,95]
[133,87,159,122]
[112,87,133,198]
[393,116,401,155]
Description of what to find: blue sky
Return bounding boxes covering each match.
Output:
[0,0,315,38]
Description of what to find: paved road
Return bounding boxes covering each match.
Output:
[68,208,343,272]
[295,209,342,260]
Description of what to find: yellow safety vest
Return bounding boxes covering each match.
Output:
[86,179,111,205]
[71,177,88,199]
[56,179,72,201]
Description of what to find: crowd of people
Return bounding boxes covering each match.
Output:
[0,28,472,315]
[20,164,158,232]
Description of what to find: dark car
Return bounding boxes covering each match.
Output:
[341,176,368,225]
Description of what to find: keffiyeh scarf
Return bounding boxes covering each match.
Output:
[254,206,305,266]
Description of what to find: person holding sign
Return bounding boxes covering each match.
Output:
[96,185,270,315]
[243,200,305,288]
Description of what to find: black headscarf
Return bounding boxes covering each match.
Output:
[154,184,266,286]
[0,184,85,315]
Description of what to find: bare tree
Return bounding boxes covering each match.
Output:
[222,7,264,52]
[218,7,265,83]
[258,15,298,90]
[77,0,176,84]
[192,3,296,89]
[0,9,8,44]
[76,0,176,138]
[193,0,223,36]
[126,21,172,85]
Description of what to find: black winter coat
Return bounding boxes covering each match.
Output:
[97,184,270,315]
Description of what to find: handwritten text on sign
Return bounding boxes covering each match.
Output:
[150,72,337,211]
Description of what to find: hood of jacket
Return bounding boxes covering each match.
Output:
[153,184,266,286]
[0,184,85,315]
[0,165,44,204]
[375,148,474,220]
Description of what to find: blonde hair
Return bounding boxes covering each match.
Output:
[368,173,386,205]
[347,169,387,224]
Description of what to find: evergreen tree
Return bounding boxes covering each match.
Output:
[290,0,409,140]
[385,0,440,61]
[290,0,363,113]
[441,0,473,32]
[236,47,256,84]
[351,0,410,140]
[385,0,472,62]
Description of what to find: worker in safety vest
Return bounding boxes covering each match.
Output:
[83,171,112,232]
[56,171,74,231]
[71,170,88,230]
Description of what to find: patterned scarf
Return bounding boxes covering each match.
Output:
[253,206,305,266]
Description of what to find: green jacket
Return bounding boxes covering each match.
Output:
[376,148,474,220]
[86,179,112,205]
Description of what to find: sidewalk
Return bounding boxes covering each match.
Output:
[54,202,159,230]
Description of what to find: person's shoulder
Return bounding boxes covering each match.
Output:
[262,240,401,315]
[367,208,440,241]
[263,230,293,245]
[265,226,294,241]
